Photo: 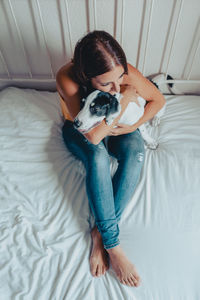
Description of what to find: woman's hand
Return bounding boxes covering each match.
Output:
[109,123,138,136]
[108,84,139,136]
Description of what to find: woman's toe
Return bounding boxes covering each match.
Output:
[128,277,136,286]
[102,267,106,275]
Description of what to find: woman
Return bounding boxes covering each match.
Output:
[56,30,165,287]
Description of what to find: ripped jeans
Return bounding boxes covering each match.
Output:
[62,120,145,249]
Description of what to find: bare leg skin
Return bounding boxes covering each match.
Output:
[90,226,109,277]
[106,245,141,287]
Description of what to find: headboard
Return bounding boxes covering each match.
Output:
[0,0,200,92]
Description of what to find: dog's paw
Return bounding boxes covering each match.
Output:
[146,140,158,150]
[151,116,161,127]
[105,118,114,125]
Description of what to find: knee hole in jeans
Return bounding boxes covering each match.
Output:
[137,152,144,162]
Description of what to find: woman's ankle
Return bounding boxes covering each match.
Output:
[106,245,121,255]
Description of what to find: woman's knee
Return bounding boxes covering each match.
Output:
[110,130,145,162]
[125,145,145,165]
[130,133,145,160]
[87,143,110,168]
[128,138,145,163]
[64,135,109,169]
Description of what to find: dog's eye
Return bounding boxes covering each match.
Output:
[90,102,95,107]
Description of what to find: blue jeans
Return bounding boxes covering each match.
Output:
[62,120,145,249]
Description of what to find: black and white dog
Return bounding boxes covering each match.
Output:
[74,90,165,149]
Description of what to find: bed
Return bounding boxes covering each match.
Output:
[1,0,200,299]
[0,85,200,300]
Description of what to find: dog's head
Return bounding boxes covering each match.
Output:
[73,90,121,134]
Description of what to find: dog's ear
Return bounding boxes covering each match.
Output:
[105,95,121,125]
[80,98,86,109]
[106,95,120,115]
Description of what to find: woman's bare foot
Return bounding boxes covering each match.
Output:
[90,226,109,277]
[106,245,141,287]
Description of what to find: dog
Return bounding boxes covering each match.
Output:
[73,90,165,149]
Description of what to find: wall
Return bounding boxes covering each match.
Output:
[0,0,200,90]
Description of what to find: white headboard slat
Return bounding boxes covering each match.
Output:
[0,0,199,91]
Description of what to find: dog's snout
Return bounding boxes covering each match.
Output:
[74,118,82,128]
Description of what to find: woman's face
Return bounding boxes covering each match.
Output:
[91,65,125,95]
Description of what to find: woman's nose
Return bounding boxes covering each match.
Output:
[111,82,120,93]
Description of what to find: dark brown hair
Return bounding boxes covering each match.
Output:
[72,30,128,87]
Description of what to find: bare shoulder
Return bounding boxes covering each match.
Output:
[123,63,147,85]
[56,61,74,79]
[56,62,79,98]
[123,63,165,101]
[56,62,82,120]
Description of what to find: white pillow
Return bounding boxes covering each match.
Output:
[148,73,184,95]
[148,73,200,95]
[0,87,63,126]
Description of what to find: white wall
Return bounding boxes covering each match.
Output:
[0,0,200,87]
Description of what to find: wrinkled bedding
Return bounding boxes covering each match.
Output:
[0,87,200,300]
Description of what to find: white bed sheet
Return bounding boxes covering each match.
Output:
[0,87,200,300]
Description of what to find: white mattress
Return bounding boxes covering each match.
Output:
[0,87,200,300]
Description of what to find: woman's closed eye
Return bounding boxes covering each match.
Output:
[101,72,125,87]
[101,82,110,87]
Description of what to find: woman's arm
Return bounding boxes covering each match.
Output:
[110,64,166,136]
[83,85,138,144]
[56,63,81,119]
[56,63,138,144]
